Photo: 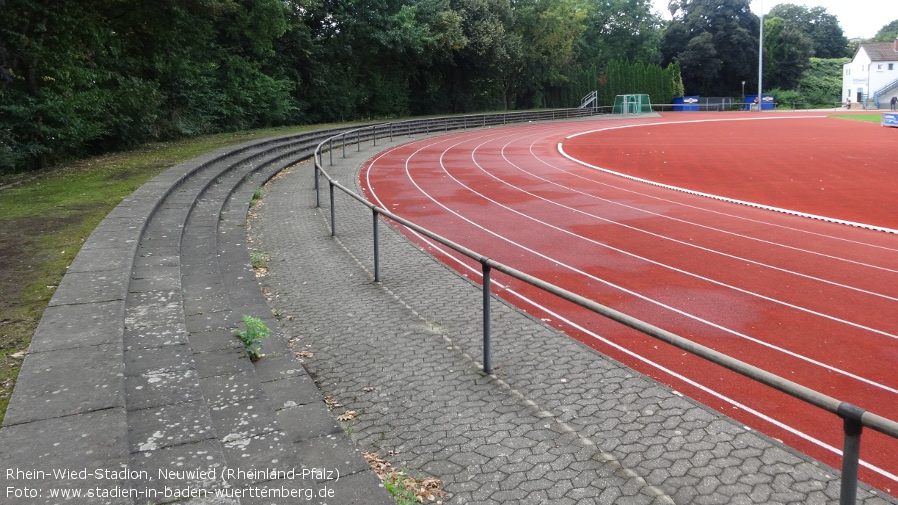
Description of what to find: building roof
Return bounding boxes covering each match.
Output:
[860,42,898,62]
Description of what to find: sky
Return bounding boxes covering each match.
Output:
[650,0,896,40]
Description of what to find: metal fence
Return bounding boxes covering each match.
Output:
[311,108,898,505]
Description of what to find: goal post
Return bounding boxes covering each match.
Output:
[612,94,652,115]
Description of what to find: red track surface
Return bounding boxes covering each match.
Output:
[359,112,898,496]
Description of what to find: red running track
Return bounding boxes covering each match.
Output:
[359,112,898,496]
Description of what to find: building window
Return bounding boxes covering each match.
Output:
[890,63,895,71]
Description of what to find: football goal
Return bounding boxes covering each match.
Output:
[612,94,652,115]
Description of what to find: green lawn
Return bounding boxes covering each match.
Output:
[829,112,884,123]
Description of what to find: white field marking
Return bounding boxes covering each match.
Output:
[362,123,555,207]
[364,128,898,395]
[436,132,898,393]
[474,134,898,302]
[564,114,827,140]
[521,129,898,270]
[552,153,898,256]
[542,142,898,271]
[409,229,898,488]
[460,134,898,343]
[559,117,898,236]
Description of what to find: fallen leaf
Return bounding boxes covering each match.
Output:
[337,410,357,421]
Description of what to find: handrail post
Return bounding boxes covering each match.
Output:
[373,125,377,146]
[357,130,361,152]
[329,139,333,166]
[329,180,336,237]
[342,133,346,158]
[314,163,320,208]
[480,257,492,374]
[390,123,393,142]
[838,403,865,505]
[373,210,381,282]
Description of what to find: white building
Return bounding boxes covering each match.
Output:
[842,40,898,109]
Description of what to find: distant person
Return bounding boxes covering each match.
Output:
[846,97,851,109]
[891,96,897,111]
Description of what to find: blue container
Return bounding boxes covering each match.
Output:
[673,96,700,111]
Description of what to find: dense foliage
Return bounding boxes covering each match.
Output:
[769,57,849,108]
[0,0,888,173]
[0,0,669,172]
[872,20,898,43]
[766,4,848,59]
[658,1,859,98]
[660,0,760,96]
[1,0,294,171]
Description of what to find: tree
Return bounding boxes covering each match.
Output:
[660,0,759,96]
[595,60,684,105]
[511,0,587,108]
[579,0,662,65]
[0,0,681,172]
[675,32,722,94]
[0,0,297,172]
[763,16,813,90]
[777,57,848,108]
[434,0,519,112]
[296,0,471,119]
[872,19,898,42]
[767,4,848,58]
[1,0,120,169]
[798,58,848,107]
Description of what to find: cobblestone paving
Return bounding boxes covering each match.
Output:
[248,139,897,505]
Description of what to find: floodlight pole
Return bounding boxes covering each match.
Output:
[758,0,764,107]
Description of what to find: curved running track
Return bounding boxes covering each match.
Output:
[359,112,898,496]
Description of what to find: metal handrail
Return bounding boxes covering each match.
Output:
[309,110,898,504]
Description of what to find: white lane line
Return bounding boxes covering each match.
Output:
[470,136,898,302]
[558,118,898,236]
[538,141,898,270]
[396,130,898,394]
[461,137,898,343]
[364,129,898,395]
[440,133,898,391]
